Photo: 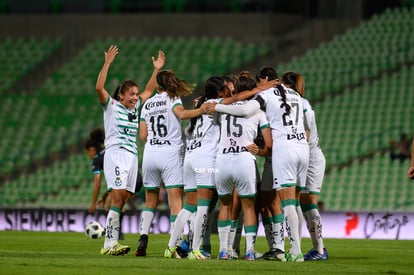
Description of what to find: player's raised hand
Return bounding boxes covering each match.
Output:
[104,45,119,65]
[152,50,165,70]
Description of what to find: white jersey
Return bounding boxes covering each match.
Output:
[103,96,141,155]
[217,100,269,160]
[256,85,307,148]
[140,91,184,152]
[185,98,221,157]
[303,98,320,150]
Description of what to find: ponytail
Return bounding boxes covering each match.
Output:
[277,84,291,115]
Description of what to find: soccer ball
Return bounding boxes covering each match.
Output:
[85,221,105,239]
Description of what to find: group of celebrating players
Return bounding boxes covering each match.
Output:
[91,44,329,262]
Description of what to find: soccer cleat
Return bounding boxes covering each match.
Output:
[228,248,239,259]
[304,248,328,261]
[254,251,263,259]
[285,250,304,262]
[324,248,329,259]
[164,247,182,259]
[244,252,255,261]
[175,246,189,258]
[101,243,130,256]
[201,244,211,259]
[135,234,148,257]
[218,250,230,260]
[188,250,207,260]
[261,249,286,261]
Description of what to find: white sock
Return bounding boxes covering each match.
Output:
[168,208,193,248]
[283,204,301,256]
[273,214,285,251]
[104,209,120,249]
[139,209,155,235]
[187,212,196,246]
[228,220,238,251]
[192,205,209,251]
[202,205,215,249]
[296,202,304,243]
[304,208,324,254]
[244,225,257,255]
[217,221,230,252]
[262,217,273,250]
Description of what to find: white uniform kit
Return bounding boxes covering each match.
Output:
[103,96,140,193]
[256,85,309,190]
[215,100,269,198]
[302,98,325,194]
[184,98,221,191]
[140,92,184,189]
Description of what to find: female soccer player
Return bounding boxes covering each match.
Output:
[95,45,165,256]
[166,75,265,260]
[281,71,328,261]
[214,73,272,261]
[213,67,309,262]
[136,70,210,258]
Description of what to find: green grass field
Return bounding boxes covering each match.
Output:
[0,231,413,275]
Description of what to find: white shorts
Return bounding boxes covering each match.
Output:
[215,155,256,198]
[272,144,309,190]
[103,147,138,193]
[142,150,183,190]
[303,147,326,194]
[260,157,273,191]
[183,154,216,192]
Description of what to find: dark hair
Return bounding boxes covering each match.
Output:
[187,76,224,136]
[257,66,291,115]
[221,74,236,85]
[156,70,195,98]
[281,71,304,96]
[84,127,105,150]
[234,74,256,95]
[112,80,139,100]
[256,66,278,82]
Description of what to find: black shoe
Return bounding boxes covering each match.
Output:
[175,246,188,258]
[263,249,286,261]
[135,234,148,257]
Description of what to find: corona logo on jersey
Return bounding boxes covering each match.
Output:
[145,100,167,110]
[222,138,248,154]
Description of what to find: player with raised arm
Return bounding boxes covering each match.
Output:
[136,70,210,258]
[214,73,272,261]
[213,66,309,262]
[95,45,165,256]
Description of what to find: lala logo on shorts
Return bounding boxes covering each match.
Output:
[115,177,122,186]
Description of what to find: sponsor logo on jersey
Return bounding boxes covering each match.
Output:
[145,100,167,110]
[124,128,137,135]
[187,140,201,151]
[222,145,248,154]
[286,127,305,141]
[149,138,171,146]
[287,133,306,141]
